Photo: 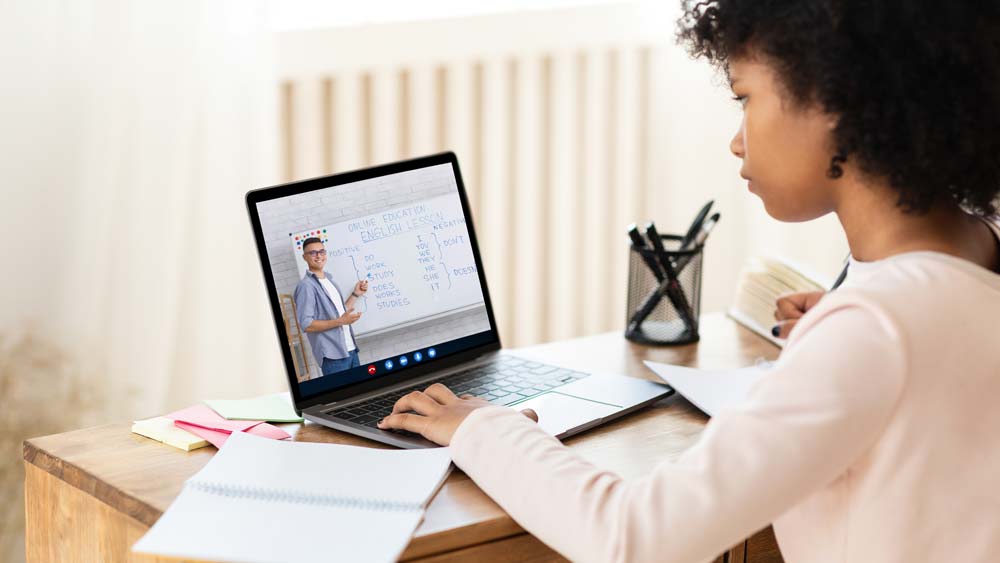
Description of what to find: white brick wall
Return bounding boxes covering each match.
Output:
[255,166,492,378]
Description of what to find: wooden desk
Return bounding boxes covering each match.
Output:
[24,313,784,563]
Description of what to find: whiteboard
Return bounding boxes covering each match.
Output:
[292,194,485,336]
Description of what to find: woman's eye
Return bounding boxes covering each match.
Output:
[731,95,748,106]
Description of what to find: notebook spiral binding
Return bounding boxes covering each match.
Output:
[188,481,424,512]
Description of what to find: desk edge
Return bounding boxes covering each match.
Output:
[24,437,165,527]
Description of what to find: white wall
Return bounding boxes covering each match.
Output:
[273,1,850,348]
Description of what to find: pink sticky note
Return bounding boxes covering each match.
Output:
[174,421,231,449]
[175,420,290,449]
[249,422,292,441]
[166,404,261,434]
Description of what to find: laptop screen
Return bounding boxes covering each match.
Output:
[249,155,499,404]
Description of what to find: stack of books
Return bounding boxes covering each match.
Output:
[727,256,828,347]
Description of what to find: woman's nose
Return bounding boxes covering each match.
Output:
[730,122,745,158]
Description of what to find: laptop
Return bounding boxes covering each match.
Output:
[246,152,672,448]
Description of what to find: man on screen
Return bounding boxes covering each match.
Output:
[293,237,369,376]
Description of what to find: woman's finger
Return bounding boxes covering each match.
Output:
[771,318,797,339]
[391,391,440,415]
[423,382,458,404]
[521,408,539,422]
[377,412,429,434]
[776,290,827,319]
[803,291,825,310]
[775,295,808,320]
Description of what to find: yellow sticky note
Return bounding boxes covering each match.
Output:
[132,416,210,451]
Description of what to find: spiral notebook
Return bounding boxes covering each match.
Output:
[132,431,453,563]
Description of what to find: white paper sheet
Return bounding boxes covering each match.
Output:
[133,487,425,563]
[643,361,768,417]
[133,432,453,563]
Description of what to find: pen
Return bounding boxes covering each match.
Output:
[627,224,670,335]
[680,200,714,250]
[644,222,698,333]
[830,253,850,290]
[627,223,665,282]
[675,212,720,273]
[691,212,720,247]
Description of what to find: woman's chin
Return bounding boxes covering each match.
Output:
[760,198,827,223]
[756,192,793,221]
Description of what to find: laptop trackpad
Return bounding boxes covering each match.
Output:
[513,392,620,438]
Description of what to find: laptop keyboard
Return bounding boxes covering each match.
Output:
[325,356,588,431]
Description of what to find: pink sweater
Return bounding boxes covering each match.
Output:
[450,224,1000,562]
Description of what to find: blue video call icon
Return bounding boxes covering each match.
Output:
[384,359,394,370]
[428,348,437,358]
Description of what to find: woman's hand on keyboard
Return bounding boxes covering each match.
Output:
[377,382,538,445]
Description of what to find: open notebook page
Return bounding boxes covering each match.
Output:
[192,431,452,507]
[133,432,453,563]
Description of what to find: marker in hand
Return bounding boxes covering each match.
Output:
[354,279,369,297]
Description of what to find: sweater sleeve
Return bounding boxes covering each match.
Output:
[449,301,906,563]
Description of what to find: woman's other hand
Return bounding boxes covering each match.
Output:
[772,290,826,339]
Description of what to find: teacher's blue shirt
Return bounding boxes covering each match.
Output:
[293,271,358,364]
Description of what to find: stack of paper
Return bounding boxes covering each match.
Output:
[133,432,453,563]
[204,393,303,422]
[132,393,300,451]
[165,404,290,448]
[131,417,210,451]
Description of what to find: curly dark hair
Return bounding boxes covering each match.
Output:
[677,0,1000,217]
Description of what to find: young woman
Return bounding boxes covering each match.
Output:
[379,1,1000,561]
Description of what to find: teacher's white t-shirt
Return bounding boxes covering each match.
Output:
[317,277,357,353]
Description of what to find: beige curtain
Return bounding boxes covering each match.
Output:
[0,2,282,560]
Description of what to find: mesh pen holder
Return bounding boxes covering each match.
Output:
[625,234,703,345]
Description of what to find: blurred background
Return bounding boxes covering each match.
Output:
[0,0,848,559]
